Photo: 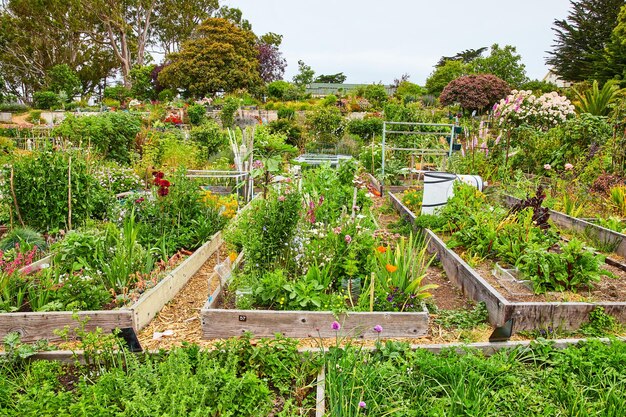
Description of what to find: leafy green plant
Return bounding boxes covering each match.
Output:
[609,185,626,216]
[220,97,239,128]
[2,149,112,232]
[0,227,46,253]
[366,233,437,312]
[580,306,622,337]
[186,103,206,125]
[53,112,141,164]
[517,238,610,293]
[190,120,228,158]
[573,80,623,116]
[432,302,489,330]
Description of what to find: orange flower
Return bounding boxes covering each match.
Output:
[376,246,387,254]
[385,264,398,273]
[229,252,238,263]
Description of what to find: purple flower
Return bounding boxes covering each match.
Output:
[373,325,383,333]
[359,401,366,409]
[331,321,341,331]
[252,160,264,169]
[345,235,352,244]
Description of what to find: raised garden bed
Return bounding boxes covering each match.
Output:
[0,232,224,342]
[200,251,429,339]
[389,191,626,334]
[504,194,626,259]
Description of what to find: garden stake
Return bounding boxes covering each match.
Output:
[369,272,375,312]
[68,156,72,230]
[9,167,25,226]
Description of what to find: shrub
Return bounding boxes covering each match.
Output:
[267,119,304,148]
[306,106,345,145]
[267,80,290,100]
[32,91,60,110]
[186,103,206,125]
[0,103,28,113]
[220,97,239,128]
[361,84,388,109]
[103,85,131,104]
[321,94,338,107]
[190,121,228,158]
[276,106,295,120]
[346,116,383,140]
[493,90,575,130]
[440,74,510,112]
[53,113,141,164]
[158,89,175,102]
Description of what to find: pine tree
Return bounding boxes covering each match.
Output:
[546,0,625,82]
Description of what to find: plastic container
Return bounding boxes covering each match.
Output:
[421,172,484,215]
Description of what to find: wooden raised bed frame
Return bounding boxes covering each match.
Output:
[0,232,224,342]
[389,192,626,334]
[200,253,429,340]
[504,195,626,259]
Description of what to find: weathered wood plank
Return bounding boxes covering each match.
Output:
[201,309,428,339]
[388,192,510,326]
[316,369,325,417]
[131,232,224,330]
[0,311,134,343]
[504,194,626,258]
[388,191,417,223]
[424,229,511,327]
[7,337,623,364]
[18,254,53,275]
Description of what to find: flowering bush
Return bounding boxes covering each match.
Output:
[203,191,238,219]
[493,90,575,130]
[95,166,143,194]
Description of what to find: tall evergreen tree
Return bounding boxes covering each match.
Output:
[546,0,624,82]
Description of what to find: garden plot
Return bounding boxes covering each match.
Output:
[503,194,626,259]
[389,186,626,334]
[200,163,441,340]
[0,232,224,342]
[0,162,235,342]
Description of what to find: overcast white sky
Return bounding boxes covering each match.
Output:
[225,0,572,85]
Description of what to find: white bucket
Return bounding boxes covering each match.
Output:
[421,172,483,215]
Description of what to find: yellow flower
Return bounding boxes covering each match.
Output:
[229,252,238,263]
[385,264,398,273]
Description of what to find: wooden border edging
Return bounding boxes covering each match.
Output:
[389,191,626,333]
[1,233,224,342]
[129,231,224,330]
[18,254,53,275]
[0,311,134,343]
[11,337,624,363]
[200,248,429,339]
[504,194,626,258]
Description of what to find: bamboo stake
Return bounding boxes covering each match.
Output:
[369,272,375,312]
[67,156,72,230]
[9,167,24,226]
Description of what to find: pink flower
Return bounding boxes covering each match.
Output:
[373,325,383,333]
[345,235,352,244]
[544,164,552,170]
[564,163,574,170]
[331,321,341,330]
[359,401,366,409]
[278,195,286,202]
[333,226,342,234]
